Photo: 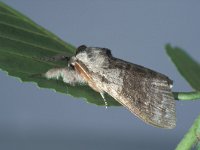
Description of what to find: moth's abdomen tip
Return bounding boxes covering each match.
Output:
[166,77,173,89]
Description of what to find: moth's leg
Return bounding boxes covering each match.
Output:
[100,92,108,108]
[44,67,85,85]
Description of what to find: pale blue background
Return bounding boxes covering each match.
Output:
[0,1,200,150]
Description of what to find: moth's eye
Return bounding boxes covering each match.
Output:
[102,48,112,57]
[76,45,87,55]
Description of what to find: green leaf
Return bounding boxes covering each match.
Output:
[175,114,200,150]
[166,44,200,91]
[0,2,120,106]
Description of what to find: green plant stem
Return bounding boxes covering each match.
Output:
[175,114,200,150]
[173,91,200,101]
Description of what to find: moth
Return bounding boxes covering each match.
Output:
[44,45,176,129]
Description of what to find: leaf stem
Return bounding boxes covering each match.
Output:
[175,114,200,150]
[173,91,200,101]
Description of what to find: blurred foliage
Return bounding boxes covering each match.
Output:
[166,44,200,91]
[166,45,200,150]
[175,115,200,150]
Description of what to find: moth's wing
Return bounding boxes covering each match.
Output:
[101,59,176,129]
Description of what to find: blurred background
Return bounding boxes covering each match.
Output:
[0,1,199,150]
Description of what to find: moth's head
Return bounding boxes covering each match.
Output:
[70,45,112,66]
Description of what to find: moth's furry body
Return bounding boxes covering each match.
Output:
[44,46,176,129]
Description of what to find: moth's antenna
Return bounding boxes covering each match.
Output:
[100,92,108,109]
[36,54,70,62]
